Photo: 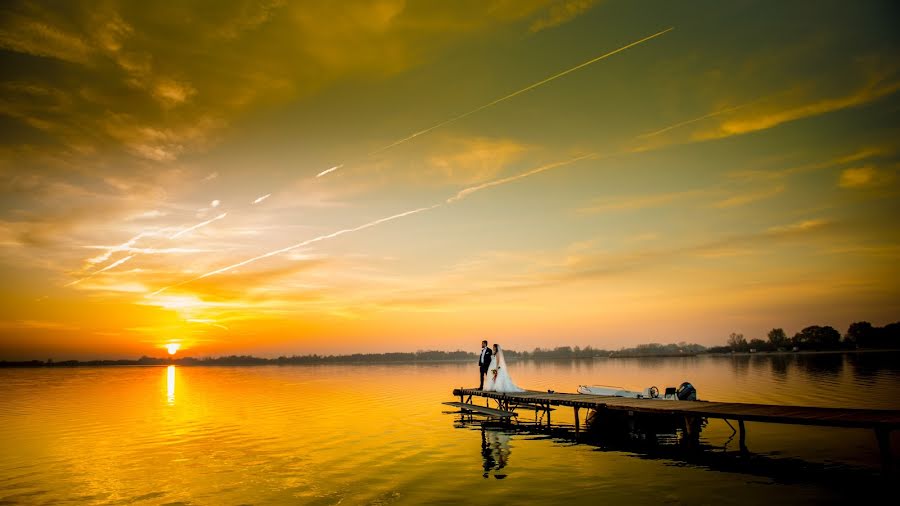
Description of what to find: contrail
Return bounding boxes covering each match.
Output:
[316,165,343,178]
[447,153,597,203]
[86,232,153,264]
[637,98,762,139]
[84,246,212,255]
[169,212,228,239]
[253,193,271,204]
[65,254,136,286]
[318,27,673,177]
[150,150,605,295]
[69,212,231,286]
[149,204,440,296]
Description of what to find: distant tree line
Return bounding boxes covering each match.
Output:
[707,321,900,353]
[606,342,706,357]
[3,323,897,367]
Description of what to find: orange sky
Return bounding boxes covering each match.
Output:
[1,1,898,359]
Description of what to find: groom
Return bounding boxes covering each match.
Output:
[478,339,492,390]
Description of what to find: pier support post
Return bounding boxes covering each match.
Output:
[574,407,580,434]
[738,419,748,454]
[875,427,892,474]
[546,404,551,428]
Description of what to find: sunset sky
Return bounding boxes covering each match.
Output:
[1,1,898,359]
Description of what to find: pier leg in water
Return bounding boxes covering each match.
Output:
[875,427,892,474]
[738,420,748,454]
[575,407,580,434]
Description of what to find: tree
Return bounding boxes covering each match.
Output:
[748,338,767,352]
[792,325,841,349]
[727,332,747,352]
[767,328,788,349]
[844,321,873,347]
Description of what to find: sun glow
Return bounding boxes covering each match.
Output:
[166,343,181,355]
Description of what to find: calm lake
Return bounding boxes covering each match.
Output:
[2,352,899,504]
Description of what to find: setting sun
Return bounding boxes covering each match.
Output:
[165,343,181,355]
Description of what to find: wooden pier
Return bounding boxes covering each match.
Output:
[451,388,900,471]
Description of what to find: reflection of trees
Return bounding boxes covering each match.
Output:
[794,353,843,378]
[481,427,511,478]
[730,355,751,376]
[847,351,899,379]
[769,355,790,380]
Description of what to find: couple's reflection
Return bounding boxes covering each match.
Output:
[480,425,511,479]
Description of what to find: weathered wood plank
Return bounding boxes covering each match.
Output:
[442,401,517,418]
[451,388,900,429]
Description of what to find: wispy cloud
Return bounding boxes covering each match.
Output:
[579,187,715,214]
[838,166,893,189]
[712,185,785,208]
[696,79,900,142]
[530,0,599,32]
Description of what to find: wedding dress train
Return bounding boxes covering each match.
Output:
[483,345,524,393]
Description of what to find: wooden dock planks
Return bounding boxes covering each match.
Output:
[443,401,517,418]
[452,388,900,429]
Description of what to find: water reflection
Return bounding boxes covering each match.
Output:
[480,426,511,479]
[769,355,790,381]
[166,365,175,405]
[794,353,843,379]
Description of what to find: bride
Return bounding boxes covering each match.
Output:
[483,344,524,392]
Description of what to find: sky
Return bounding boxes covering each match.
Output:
[1,0,898,359]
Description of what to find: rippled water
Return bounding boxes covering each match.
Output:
[2,352,899,504]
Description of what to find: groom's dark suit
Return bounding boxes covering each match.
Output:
[478,346,493,389]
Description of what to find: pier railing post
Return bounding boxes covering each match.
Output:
[738,419,748,454]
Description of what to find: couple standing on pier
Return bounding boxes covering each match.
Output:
[478,340,524,392]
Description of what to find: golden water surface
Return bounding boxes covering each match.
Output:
[2,353,899,504]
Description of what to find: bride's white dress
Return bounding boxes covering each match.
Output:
[483,346,524,392]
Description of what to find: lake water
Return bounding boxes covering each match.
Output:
[2,352,899,504]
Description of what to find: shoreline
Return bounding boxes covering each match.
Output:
[1,348,896,368]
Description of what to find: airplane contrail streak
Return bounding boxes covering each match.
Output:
[149,204,441,296]
[87,232,152,264]
[65,255,136,286]
[84,246,213,255]
[169,212,228,239]
[150,150,609,295]
[253,193,272,204]
[447,153,597,203]
[637,100,758,139]
[316,165,343,178]
[318,27,673,177]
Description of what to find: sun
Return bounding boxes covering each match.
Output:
[165,343,181,355]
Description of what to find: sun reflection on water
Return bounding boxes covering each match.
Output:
[166,365,175,405]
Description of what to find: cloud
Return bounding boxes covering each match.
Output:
[0,319,80,331]
[0,1,564,168]
[695,79,900,142]
[712,185,785,208]
[579,187,714,213]
[838,166,893,189]
[530,0,599,32]
[0,11,92,64]
[425,137,529,184]
[766,219,830,235]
